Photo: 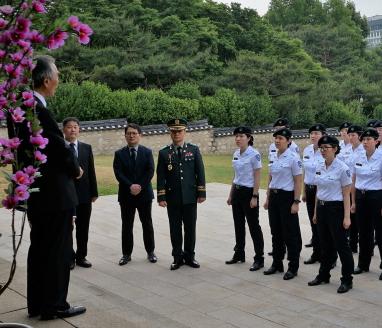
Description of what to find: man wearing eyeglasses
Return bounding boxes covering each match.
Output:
[113,123,157,266]
[157,118,206,270]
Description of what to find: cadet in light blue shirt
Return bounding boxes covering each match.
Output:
[302,124,326,264]
[337,122,353,163]
[226,126,264,272]
[351,128,382,280]
[264,128,302,281]
[308,135,354,294]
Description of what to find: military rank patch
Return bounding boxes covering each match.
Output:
[255,154,261,162]
[346,170,351,177]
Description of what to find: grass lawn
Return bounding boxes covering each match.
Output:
[95,154,270,196]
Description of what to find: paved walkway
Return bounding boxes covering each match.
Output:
[1,183,382,328]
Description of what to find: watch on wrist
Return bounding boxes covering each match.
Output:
[293,199,301,204]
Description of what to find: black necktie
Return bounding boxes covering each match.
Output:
[130,148,136,167]
[177,146,182,160]
[69,143,77,157]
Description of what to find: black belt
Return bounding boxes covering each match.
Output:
[317,200,342,206]
[269,189,292,194]
[305,184,316,189]
[356,189,382,194]
[234,184,252,190]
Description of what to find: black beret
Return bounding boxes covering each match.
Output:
[167,118,187,130]
[366,119,378,128]
[273,127,292,139]
[347,125,364,135]
[318,135,339,147]
[273,118,289,128]
[373,120,382,128]
[338,122,352,131]
[308,123,326,133]
[233,126,252,135]
[360,128,379,140]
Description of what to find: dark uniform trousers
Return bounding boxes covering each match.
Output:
[305,185,320,258]
[316,201,354,283]
[231,186,264,261]
[349,196,359,252]
[120,201,155,256]
[27,209,73,315]
[268,190,302,272]
[167,203,197,261]
[75,203,92,260]
[355,189,382,269]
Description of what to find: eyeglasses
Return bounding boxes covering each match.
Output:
[319,146,334,151]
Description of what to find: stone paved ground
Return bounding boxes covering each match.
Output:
[1,183,382,328]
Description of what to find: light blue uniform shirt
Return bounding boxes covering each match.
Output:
[268,141,299,162]
[303,144,324,185]
[314,158,352,201]
[269,148,302,191]
[352,150,382,190]
[232,146,262,188]
[337,140,353,164]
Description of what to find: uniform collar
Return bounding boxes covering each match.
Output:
[33,91,47,107]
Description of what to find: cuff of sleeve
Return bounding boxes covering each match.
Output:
[157,189,166,202]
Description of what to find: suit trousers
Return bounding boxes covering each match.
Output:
[231,186,264,261]
[167,203,197,261]
[268,190,302,272]
[349,196,359,251]
[120,201,155,256]
[73,202,92,260]
[316,201,354,283]
[305,185,320,259]
[27,209,73,316]
[355,189,382,269]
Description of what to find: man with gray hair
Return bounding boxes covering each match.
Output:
[9,56,86,320]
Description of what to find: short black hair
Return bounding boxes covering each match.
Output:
[32,55,56,89]
[125,123,142,134]
[63,117,80,127]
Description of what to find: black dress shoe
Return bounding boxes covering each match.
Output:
[70,260,75,270]
[354,266,369,274]
[118,255,131,266]
[249,261,264,271]
[76,258,92,268]
[264,265,284,275]
[379,272,382,280]
[147,252,157,263]
[185,259,200,268]
[225,255,245,264]
[337,282,352,293]
[304,257,319,265]
[56,305,86,318]
[308,276,330,286]
[170,260,184,270]
[283,270,297,280]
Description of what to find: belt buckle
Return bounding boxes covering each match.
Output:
[361,189,366,194]
[235,185,240,190]
[272,189,278,194]
[319,200,325,206]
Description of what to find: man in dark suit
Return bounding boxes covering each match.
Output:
[8,56,86,319]
[113,123,157,265]
[62,117,98,269]
[157,118,206,270]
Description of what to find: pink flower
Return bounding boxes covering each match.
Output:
[0,96,7,107]
[28,30,44,43]
[30,134,48,149]
[0,50,6,58]
[76,23,93,45]
[7,137,22,149]
[68,16,80,29]
[12,171,31,186]
[47,29,68,49]
[14,185,30,201]
[0,5,14,15]
[15,17,31,33]
[22,91,33,100]
[24,165,37,176]
[23,97,36,108]
[21,2,29,10]
[2,195,18,209]
[0,148,14,164]
[34,150,47,163]
[0,18,8,29]
[0,110,5,120]
[32,1,46,13]
[10,51,23,63]
[11,107,25,123]
[4,63,22,78]
[17,39,31,50]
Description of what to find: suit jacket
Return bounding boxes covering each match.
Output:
[74,141,98,204]
[157,143,206,205]
[8,98,80,214]
[113,145,155,204]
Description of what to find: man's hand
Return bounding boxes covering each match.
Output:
[197,197,206,204]
[91,197,98,203]
[130,184,142,196]
[159,201,167,207]
[76,167,83,179]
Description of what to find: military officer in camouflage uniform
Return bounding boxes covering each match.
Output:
[157,118,206,270]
